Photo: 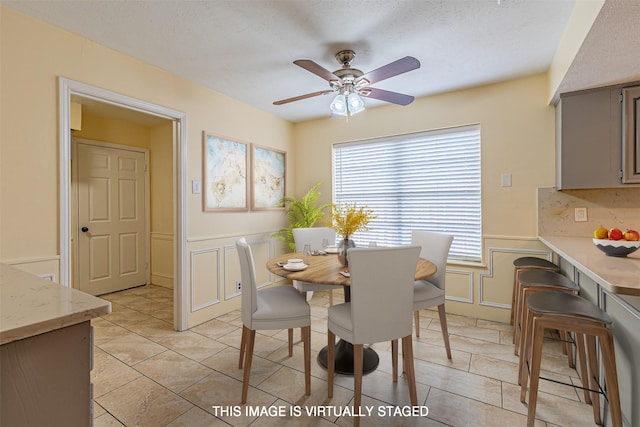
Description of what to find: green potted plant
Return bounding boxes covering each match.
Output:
[275,183,332,251]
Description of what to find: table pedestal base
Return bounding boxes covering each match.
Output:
[317,339,379,375]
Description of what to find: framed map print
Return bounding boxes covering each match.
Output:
[203,132,248,211]
[251,144,286,210]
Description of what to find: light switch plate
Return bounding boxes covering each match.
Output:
[575,207,587,222]
[192,180,201,194]
[501,173,512,187]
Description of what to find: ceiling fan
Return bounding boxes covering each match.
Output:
[273,50,420,116]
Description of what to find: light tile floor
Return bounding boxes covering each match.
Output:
[92,284,598,427]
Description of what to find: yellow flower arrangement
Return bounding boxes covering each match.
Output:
[325,202,376,240]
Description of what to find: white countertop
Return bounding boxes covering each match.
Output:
[0,264,111,345]
[539,236,640,296]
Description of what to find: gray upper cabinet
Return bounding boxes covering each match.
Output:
[556,86,624,189]
[622,86,640,184]
[556,83,640,190]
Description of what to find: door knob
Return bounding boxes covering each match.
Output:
[81,226,89,233]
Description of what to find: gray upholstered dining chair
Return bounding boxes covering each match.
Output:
[411,230,454,359]
[327,245,421,426]
[236,238,311,404]
[292,227,336,305]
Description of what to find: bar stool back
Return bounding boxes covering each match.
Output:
[511,257,559,325]
[519,290,621,427]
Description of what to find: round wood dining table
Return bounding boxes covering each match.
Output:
[267,251,436,375]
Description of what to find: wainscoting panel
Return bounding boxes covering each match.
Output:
[224,244,241,300]
[2,256,60,285]
[445,269,474,303]
[270,238,290,285]
[479,246,553,309]
[185,232,283,328]
[150,232,173,288]
[443,237,555,323]
[222,237,289,301]
[189,247,221,312]
[183,234,556,327]
[251,239,273,290]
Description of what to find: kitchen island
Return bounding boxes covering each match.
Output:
[539,236,640,427]
[1,263,111,426]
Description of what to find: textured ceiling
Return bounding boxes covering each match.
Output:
[555,0,640,95]
[2,0,639,123]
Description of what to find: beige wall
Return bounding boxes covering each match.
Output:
[150,122,175,288]
[296,74,558,237]
[0,5,613,325]
[294,74,557,321]
[0,7,294,327]
[73,114,153,149]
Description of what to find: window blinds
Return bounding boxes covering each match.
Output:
[333,125,482,261]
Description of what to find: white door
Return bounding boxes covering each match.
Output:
[77,142,148,295]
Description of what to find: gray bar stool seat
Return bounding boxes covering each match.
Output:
[511,257,559,325]
[519,290,621,427]
[513,270,578,359]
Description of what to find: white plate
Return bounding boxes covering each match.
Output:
[325,246,338,254]
[283,263,308,271]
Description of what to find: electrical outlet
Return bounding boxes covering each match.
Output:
[236,281,242,292]
[574,207,587,222]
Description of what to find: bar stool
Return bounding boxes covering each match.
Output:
[519,291,621,427]
[513,270,579,358]
[510,257,559,325]
[516,273,590,405]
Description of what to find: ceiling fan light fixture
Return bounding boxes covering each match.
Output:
[274,50,420,118]
[329,93,348,116]
[347,92,365,115]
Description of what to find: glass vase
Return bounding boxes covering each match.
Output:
[337,238,356,266]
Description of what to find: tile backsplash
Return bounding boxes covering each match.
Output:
[538,187,640,237]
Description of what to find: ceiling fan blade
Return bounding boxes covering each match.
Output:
[294,60,343,83]
[360,88,415,106]
[273,90,335,105]
[356,56,420,85]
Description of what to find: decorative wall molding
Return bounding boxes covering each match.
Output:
[252,238,274,290]
[2,255,60,265]
[187,230,279,244]
[482,235,541,241]
[150,233,174,287]
[223,244,241,301]
[190,247,221,311]
[223,238,275,301]
[269,237,288,285]
[478,247,553,308]
[445,269,474,304]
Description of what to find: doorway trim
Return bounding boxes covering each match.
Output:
[58,77,188,331]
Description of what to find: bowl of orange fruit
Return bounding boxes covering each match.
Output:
[593,226,640,257]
